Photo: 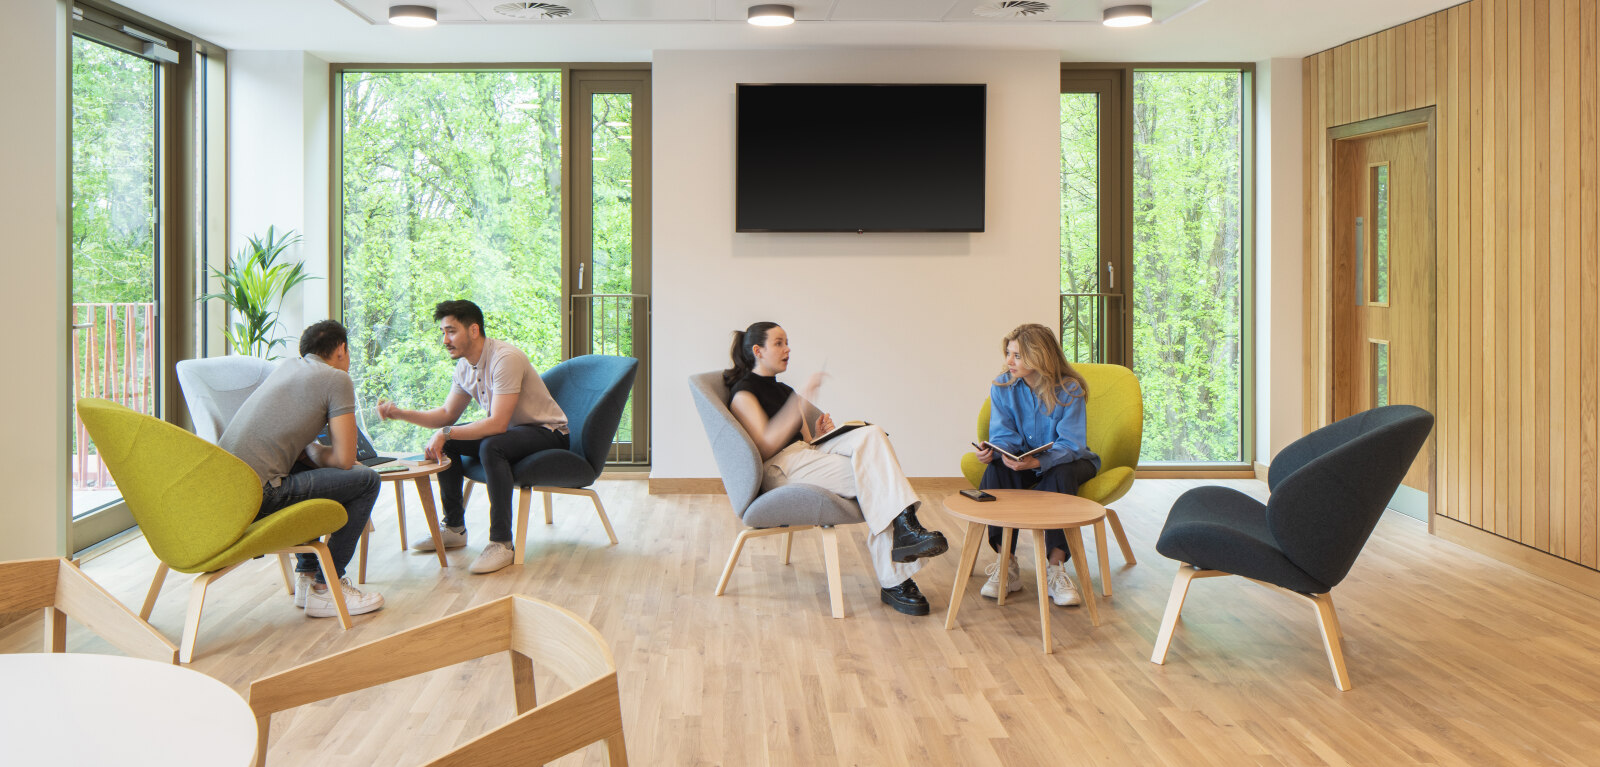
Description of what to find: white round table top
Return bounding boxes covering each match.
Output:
[0,653,258,767]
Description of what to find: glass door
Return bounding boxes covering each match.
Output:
[69,34,161,544]
[571,70,651,465]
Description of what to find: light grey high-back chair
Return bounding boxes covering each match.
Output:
[688,371,865,619]
[175,356,277,443]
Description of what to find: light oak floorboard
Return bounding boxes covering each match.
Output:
[8,478,1600,765]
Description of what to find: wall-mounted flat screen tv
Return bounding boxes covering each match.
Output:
[736,83,986,233]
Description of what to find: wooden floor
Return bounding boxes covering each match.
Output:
[7,477,1600,765]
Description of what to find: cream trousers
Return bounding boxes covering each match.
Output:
[761,425,922,588]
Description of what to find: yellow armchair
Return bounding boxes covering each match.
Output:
[76,398,355,663]
[960,363,1143,566]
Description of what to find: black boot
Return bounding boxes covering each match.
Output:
[880,578,930,616]
[891,508,948,563]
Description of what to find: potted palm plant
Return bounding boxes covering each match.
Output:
[200,226,319,359]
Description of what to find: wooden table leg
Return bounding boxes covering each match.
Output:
[945,521,985,631]
[997,527,1014,606]
[394,482,408,552]
[1064,528,1100,627]
[1094,520,1112,598]
[413,477,448,568]
[1033,528,1052,654]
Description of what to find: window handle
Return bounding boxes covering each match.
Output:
[1106,261,1115,291]
[578,263,585,291]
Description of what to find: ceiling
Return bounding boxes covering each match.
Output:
[116,0,1462,63]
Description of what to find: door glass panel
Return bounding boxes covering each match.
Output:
[1369,164,1390,304]
[1059,92,1101,363]
[1131,70,1244,463]
[71,37,159,517]
[588,92,635,445]
[340,70,562,451]
[1371,340,1390,408]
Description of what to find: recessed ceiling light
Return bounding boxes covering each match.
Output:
[1102,4,1152,27]
[748,4,795,27]
[389,4,438,27]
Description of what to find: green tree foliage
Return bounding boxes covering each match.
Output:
[1060,92,1101,363]
[342,70,566,450]
[71,37,155,308]
[1129,71,1243,462]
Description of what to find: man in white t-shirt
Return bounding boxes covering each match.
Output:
[378,300,568,574]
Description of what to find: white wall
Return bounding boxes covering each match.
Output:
[1254,58,1304,465]
[0,0,69,559]
[228,51,331,342]
[652,49,1061,479]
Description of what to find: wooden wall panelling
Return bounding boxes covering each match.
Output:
[1304,0,1600,574]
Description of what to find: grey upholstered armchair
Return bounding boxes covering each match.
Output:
[688,371,865,618]
[1149,404,1434,690]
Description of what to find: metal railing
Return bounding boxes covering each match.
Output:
[1059,292,1121,364]
[570,293,649,465]
[71,302,157,490]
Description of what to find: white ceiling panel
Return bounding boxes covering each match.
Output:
[826,0,962,22]
[594,0,716,21]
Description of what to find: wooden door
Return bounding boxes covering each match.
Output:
[1331,124,1435,515]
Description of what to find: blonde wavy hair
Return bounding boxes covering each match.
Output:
[996,323,1088,414]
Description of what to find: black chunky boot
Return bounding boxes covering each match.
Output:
[890,508,949,563]
[880,578,931,616]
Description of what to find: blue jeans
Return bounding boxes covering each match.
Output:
[256,463,380,583]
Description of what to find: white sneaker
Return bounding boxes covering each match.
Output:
[292,572,314,609]
[468,541,515,574]
[304,577,385,618]
[980,558,1024,599]
[412,526,467,552]
[1045,564,1082,607]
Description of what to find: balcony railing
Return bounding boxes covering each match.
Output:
[1060,292,1121,364]
[570,293,649,465]
[72,302,156,491]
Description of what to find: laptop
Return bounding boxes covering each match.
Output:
[314,422,396,467]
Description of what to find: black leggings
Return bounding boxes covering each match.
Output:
[438,424,570,543]
[980,458,1098,559]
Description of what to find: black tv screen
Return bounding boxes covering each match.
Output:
[736,84,986,233]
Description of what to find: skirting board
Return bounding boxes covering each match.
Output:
[649,477,971,495]
[1434,515,1600,601]
[1254,461,1269,481]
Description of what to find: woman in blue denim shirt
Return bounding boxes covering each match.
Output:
[975,323,1100,607]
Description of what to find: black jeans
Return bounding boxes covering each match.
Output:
[438,424,570,544]
[980,458,1098,560]
[256,463,381,583]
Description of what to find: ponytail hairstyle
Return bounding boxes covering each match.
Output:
[723,321,781,388]
[997,323,1088,414]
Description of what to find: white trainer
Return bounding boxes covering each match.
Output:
[1045,563,1082,607]
[980,557,1024,599]
[292,572,314,609]
[412,526,467,552]
[304,577,385,618]
[468,541,515,574]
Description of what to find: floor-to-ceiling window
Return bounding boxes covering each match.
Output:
[1060,66,1252,467]
[337,67,651,462]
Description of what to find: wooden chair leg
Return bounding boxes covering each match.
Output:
[357,519,374,585]
[514,488,533,566]
[1105,508,1136,565]
[782,531,794,565]
[46,606,67,652]
[275,554,296,595]
[715,529,758,596]
[462,479,474,508]
[1312,592,1353,691]
[255,716,271,767]
[394,481,408,552]
[309,542,353,631]
[1151,565,1202,664]
[140,562,169,620]
[605,733,630,767]
[820,525,845,619]
[510,650,537,714]
[584,488,619,545]
[544,491,554,525]
[179,570,220,664]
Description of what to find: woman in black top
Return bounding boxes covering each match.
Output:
[723,321,948,616]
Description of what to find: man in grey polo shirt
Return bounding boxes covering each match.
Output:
[220,319,384,617]
[378,300,568,574]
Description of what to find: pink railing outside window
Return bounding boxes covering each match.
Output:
[72,302,156,491]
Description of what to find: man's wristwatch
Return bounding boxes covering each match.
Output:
[440,425,453,441]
